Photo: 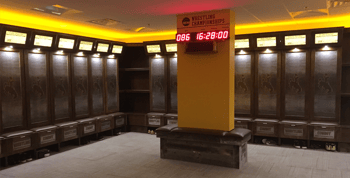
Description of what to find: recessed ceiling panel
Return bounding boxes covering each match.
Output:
[282,0,326,12]
[242,0,292,22]
[232,7,262,24]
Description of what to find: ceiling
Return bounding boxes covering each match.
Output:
[1,0,350,41]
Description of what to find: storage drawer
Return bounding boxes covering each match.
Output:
[83,124,96,134]
[13,136,32,151]
[38,130,57,145]
[147,116,164,127]
[128,114,147,126]
[62,127,78,141]
[56,122,79,142]
[280,121,307,139]
[114,114,127,128]
[254,119,279,137]
[310,125,338,142]
[78,119,97,136]
[164,114,178,125]
[97,116,114,132]
[166,118,178,125]
[2,131,34,155]
[235,120,249,129]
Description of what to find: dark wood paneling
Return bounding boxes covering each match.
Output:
[0,49,27,133]
[128,114,147,126]
[255,52,281,119]
[281,50,310,121]
[50,53,72,123]
[235,54,253,116]
[168,56,178,113]
[25,51,51,128]
[105,58,119,113]
[150,56,167,112]
[311,48,341,122]
[71,55,90,119]
[89,56,105,116]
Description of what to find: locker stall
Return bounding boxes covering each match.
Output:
[0,24,122,166]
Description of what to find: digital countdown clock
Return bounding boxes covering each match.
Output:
[176,30,229,42]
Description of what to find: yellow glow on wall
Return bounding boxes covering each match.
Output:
[1,6,350,43]
[0,8,131,41]
[125,13,350,43]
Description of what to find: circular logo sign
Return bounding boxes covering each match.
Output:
[182,17,190,26]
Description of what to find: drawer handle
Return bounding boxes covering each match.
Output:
[263,123,267,125]
[237,121,241,123]
[322,126,327,129]
[291,125,296,127]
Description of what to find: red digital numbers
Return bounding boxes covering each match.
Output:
[176,31,229,42]
[176,33,190,42]
[196,31,229,41]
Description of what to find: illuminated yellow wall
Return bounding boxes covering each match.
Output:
[177,10,235,131]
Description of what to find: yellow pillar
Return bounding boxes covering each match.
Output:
[177,9,235,131]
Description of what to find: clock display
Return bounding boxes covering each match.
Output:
[176,30,229,42]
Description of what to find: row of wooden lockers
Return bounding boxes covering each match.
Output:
[234,47,342,123]
[0,113,127,164]
[235,118,350,143]
[0,48,120,134]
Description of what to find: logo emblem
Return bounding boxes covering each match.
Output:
[182,17,190,26]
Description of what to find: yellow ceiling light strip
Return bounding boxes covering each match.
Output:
[0,7,132,41]
[1,6,350,43]
[123,13,350,43]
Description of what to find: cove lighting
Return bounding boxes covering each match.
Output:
[265,49,272,53]
[322,45,330,50]
[93,53,100,57]
[108,54,115,58]
[56,50,64,54]
[77,52,84,56]
[33,48,41,53]
[155,54,161,58]
[239,50,247,54]
[4,46,13,51]
[292,48,300,52]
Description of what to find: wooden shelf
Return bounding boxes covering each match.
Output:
[120,89,150,93]
[341,93,350,97]
[120,68,149,71]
